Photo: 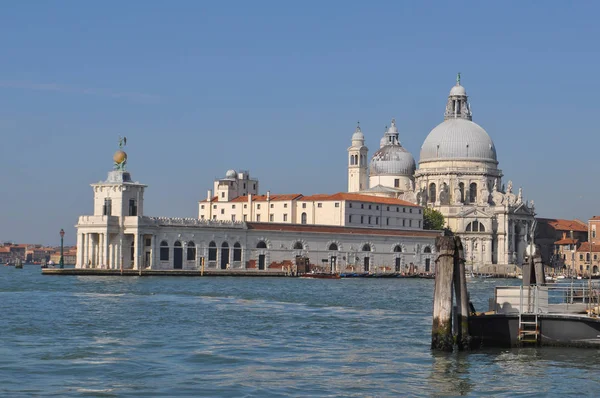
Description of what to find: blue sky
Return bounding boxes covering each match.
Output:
[1,1,599,245]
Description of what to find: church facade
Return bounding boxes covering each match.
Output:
[348,75,535,270]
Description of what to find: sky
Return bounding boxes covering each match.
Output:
[1,1,599,245]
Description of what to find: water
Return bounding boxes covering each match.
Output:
[2,267,600,397]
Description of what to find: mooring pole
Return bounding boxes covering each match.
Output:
[453,237,470,350]
[432,236,456,351]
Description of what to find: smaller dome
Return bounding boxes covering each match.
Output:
[113,150,127,165]
[351,124,364,142]
[449,84,466,96]
[225,169,237,179]
[370,145,416,177]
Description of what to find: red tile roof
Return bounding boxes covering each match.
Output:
[299,192,420,207]
[576,242,600,252]
[230,194,303,203]
[199,196,219,203]
[591,216,600,221]
[538,218,588,232]
[554,238,578,245]
[246,222,439,237]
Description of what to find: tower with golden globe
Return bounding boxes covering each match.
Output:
[114,136,128,171]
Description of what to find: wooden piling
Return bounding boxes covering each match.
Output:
[453,237,470,350]
[431,236,456,351]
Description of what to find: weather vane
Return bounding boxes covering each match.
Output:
[457,72,461,84]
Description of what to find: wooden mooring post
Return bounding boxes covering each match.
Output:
[431,236,471,351]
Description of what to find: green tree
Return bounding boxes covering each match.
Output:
[423,207,445,230]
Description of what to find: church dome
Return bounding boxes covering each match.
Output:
[420,118,497,163]
[352,126,364,142]
[419,75,497,164]
[225,169,237,179]
[370,145,416,176]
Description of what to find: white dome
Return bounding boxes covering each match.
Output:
[352,130,364,141]
[449,84,466,96]
[419,118,497,163]
[370,145,416,176]
[225,169,237,179]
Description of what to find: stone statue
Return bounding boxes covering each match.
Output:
[529,200,535,210]
[517,187,523,204]
[507,180,513,194]
[492,179,498,192]
[439,183,449,205]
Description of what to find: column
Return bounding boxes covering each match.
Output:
[76,233,83,268]
[98,233,104,266]
[133,233,139,270]
[182,241,187,270]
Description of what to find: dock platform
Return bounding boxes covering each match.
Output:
[42,268,288,277]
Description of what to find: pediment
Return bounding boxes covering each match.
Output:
[511,203,534,216]
[457,207,493,219]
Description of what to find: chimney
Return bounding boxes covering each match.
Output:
[267,190,271,201]
[207,189,213,202]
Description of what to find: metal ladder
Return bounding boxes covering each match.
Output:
[518,312,539,345]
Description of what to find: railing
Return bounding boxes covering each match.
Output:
[141,216,247,228]
[495,281,600,316]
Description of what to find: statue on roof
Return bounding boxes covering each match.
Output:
[114,136,128,171]
[457,72,461,84]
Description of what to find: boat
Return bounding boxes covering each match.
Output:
[14,259,23,269]
[469,281,600,348]
[300,272,340,279]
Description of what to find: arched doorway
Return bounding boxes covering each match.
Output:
[362,243,371,272]
[328,243,338,273]
[393,245,402,272]
[233,242,242,266]
[257,241,267,270]
[208,241,217,267]
[173,241,183,269]
[220,242,229,269]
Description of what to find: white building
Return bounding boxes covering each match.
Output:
[75,157,439,273]
[347,75,536,271]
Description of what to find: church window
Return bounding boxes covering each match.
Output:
[335,203,339,208]
[103,198,112,216]
[270,214,274,222]
[301,212,307,224]
[129,199,137,216]
[145,238,151,247]
[160,241,169,261]
[257,215,261,222]
[350,155,354,165]
[231,215,236,222]
[318,203,322,208]
[283,214,288,221]
[394,179,400,188]
[429,183,436,203]
[469,183,477,203]
[459,182,465,203]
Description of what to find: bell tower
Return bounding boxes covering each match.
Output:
[348,122,368,192]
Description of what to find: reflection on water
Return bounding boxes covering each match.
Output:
[1,267,600,396]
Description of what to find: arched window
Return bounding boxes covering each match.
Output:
[362,244,371,252]
[233,242,242,262]
[328,243,338,251]
[208,241,217,261]
[469,183,477,203]
[293,241,303,250]
[187,241,196,261]
[160,240,169,261]
[393,245,402,253]
[301,212,307,224]
[350,155,354,165]
[424,246,432,254]
[429,183,436,203]
[466,221,485,232]
[458,182,465,203]
[257,241,267,249]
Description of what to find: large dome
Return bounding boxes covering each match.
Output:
[419,118,497,163]
[370,145,416,176]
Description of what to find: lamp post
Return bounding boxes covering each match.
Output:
[59,229,65,269]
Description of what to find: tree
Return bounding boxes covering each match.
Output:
[423,207,445,230]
